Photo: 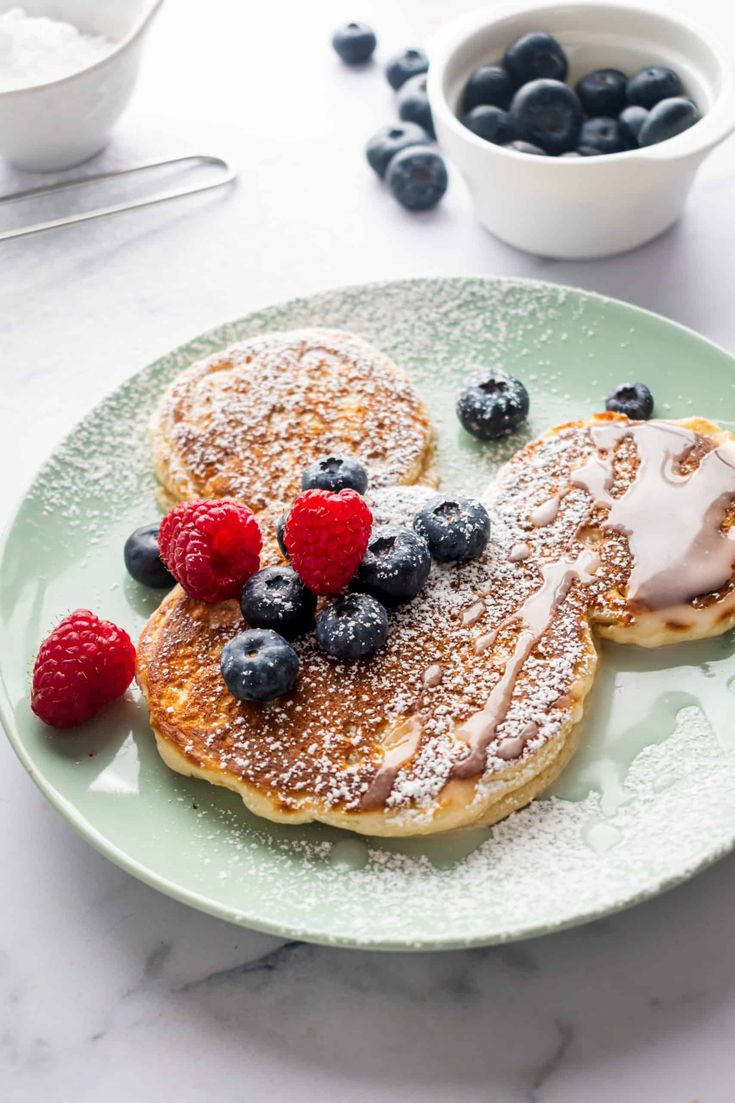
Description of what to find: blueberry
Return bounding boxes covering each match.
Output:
[332,22,376,65]
[504,139,546,155]
[240,566,316,640]
[627,66,682,109]
[413,496,491,563]
[457,370,530,441]
[509,79,582,155]
[638,97,701,147]
[618,104,648,147]
[462,105,513,145]
[386,146,448,211]
[397,74,435,138]
[316,593,389,661]
[354,527,431,606]
[575,68,627,117]
[124,523,175,588]
[301,454,368,494]
[277,512,289,558]
[560,151,581,158]
[605,382,654,421]
[576,144,604,156]
[385,47,429,91]
[503,32,568,87]
[366,122,429,179]
[220,629,299,702]
[578,116,625,155]
[461,64,514,112]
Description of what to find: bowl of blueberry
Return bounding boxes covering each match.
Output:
[427,0,735,258]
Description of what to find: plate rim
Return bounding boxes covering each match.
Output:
[3,273,735,951]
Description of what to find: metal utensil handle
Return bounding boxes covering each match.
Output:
[0,154,237,242]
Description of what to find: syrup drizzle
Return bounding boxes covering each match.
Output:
[451,549,599,779]
[529,491,565,527]
[361,420,735,806]
[573,421,735,609]
[508,541,531,562]
[360,717,423,811]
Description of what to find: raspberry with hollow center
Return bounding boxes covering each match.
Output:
[31,609,136,729]
[158,498,262,603]
[284,488,372,595]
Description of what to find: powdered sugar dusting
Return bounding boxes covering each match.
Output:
[11,277,735,948]
[152,328,434,513]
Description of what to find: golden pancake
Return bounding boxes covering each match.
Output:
[151,328,436,514]
[489,414,735,646]
[136,485,599,836]
[138,416,735,837]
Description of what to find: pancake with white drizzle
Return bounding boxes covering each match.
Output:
[489,414,735,646]
[150,328,437,513]
[138,414,735,836]
[136,485,598,836]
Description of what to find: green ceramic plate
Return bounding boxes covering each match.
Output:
[3,277,735,951]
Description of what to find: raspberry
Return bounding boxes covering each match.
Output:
[284,488,372,595]
[158,499,262,603]
[31,610,136,729]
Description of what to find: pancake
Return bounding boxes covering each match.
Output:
[138,415,735,837]
[151,328,437,514]
[488,414,735,646]
[136,485,599,836]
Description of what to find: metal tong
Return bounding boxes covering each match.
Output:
[0,153,236,242]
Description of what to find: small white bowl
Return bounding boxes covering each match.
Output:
[428,1,735,258]
[0,0,163,172]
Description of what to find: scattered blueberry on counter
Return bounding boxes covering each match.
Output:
[385,47,429,90]
[301,454,368,494]
[220,628,300,702]
[386,146,448,211]
[457,370,530,440]
[366,122,429,178]
[332,21,377,65]
[240,566,317,640]
[413,497,491,563]
[397,73,435,138]
[124,523,175,588]
[316,592,389,660]
[354,527,432,606]
[458,31,701,156]
[605,382,654,420]
[335,24,448,212]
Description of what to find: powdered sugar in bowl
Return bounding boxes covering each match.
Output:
[0,0,163,171]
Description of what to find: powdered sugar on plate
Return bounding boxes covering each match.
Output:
[9,276,735,948]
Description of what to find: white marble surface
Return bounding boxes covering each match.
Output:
[3,0,735,1099]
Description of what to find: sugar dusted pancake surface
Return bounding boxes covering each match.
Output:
[151,328,436,513]
[138,414,735,837]
[489,414,735,646]
[136,486,598,836]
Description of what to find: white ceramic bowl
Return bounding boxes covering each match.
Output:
[0,0,162,172]
[428,1,735,258]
